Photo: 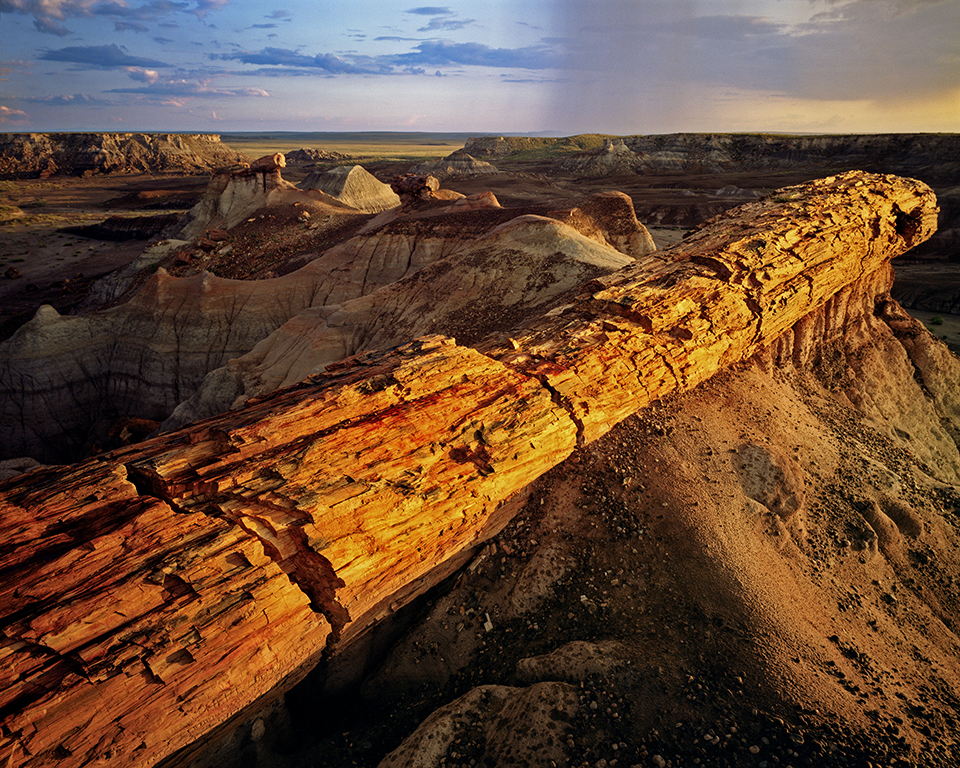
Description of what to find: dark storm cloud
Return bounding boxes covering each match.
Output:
[40,43,171,68]
[762,0,960,101]
[548,0,960,133]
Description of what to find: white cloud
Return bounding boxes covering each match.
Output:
[0,104,29,123]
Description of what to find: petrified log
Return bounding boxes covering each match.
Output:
[0,172,937,768]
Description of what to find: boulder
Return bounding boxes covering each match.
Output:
[248,152,285,171]
[391,173,442,201]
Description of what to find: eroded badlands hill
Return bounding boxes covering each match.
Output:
[0,133,249,179]
[463,133,960,183]
[3,171,958,768]
[0,163,654,462]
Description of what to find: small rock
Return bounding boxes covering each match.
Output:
[4,266,22,279]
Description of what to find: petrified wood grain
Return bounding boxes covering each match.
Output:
[0,171,938,768]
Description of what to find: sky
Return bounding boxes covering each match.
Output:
[0,0,957,134]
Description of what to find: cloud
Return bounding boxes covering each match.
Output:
[0,0,97,18]
[393,40,559,69]
[95,1,191,21]
[33,16,71,35]
[39,43,170,68]
[22,92,113,105]
[416,16,476,32]
[115,20,149,32]
[405,6,452,15]
[193,0,228,18]
[0,105,29,123]
[215,38,561,77]
[402,5,473,32]
[108,79,269,98]
[214,47,384,74]
[126,67,160,83]
[1,0,197,34]
[546,0,960,134]
[250,23,277,29]
[266,9,289,19]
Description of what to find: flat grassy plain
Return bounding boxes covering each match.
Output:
[219,131,473,162]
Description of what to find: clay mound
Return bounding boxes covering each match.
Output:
[299,165,401,213]
[162,214,638,429]
[412,153,499,177]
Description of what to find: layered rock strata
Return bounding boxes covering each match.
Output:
[0,171,939,768]
[465,132,960,183]
[0,133,248,179]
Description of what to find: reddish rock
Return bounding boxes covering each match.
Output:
[391,173,441,200]
[248,153,286,171]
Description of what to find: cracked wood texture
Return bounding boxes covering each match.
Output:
[0,171,938,768]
